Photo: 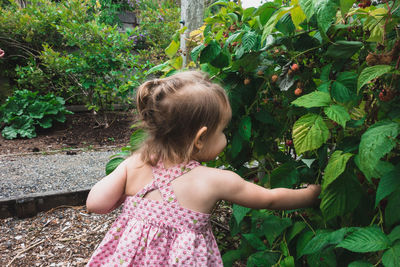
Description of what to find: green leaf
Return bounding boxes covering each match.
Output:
[254,110,274,124]
[358,120,400,180]
[270,162,298,188]
[382,242,400,267]
[385,191,400,228]
[337,226,390,253]
[320,172,362,220]
[239,116,251,141]
[190,44,204,62]
[263,215,292,245]
[38,116,53,129]
[320,64,332,82]
[147,62,170,74]
[291,91,332,108]
[326,41,363,59]
[375,164,400,207]
[331,81,353,103]
[286,221,306,243]
[200,40,221,64]
[280,256,294,267]
[307,247,337,267]
[340,0,357,15]
[222,249,242,267]
[357,65,393,93]
[243,233,267,250]
[129,129,147,151]
[247,251,279,267]
[262,7,291,40]
[232,204,251,225]
[2,126,18,139]
[230,132,243,158]
[388,226,400,244]
[324,105,351,128]
[210,50,231,69]
[291,3,307,28]
[105,157,125,175]
[299,0,315,19]
[165,40,179,58]
[315,0,338,33]
[300,228,352,256]
[348,261,373,267]
[242,31,258,51]
[322,150,353,190]
[292,113,330,154]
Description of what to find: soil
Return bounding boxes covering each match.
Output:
[0,111,136,155]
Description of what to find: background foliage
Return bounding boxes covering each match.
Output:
[144,0,400,265]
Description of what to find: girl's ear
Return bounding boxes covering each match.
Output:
[194,126,208,150]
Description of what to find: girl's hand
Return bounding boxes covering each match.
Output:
[0,49,4,58]
[305,184,321,206]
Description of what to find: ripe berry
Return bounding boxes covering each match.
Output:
[257,70,264,76]
[253,177,259,183]
[286,140,293,146]
[244,78,251,85]
[263,98,269,104]
[271,74,278,83]
[291,63,299,72]
[294,88,303,96]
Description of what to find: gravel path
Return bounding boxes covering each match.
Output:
[0,149,119,200]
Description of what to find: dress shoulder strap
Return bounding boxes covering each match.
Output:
[152,160,200,202]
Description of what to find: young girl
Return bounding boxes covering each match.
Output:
[86,71,321,266]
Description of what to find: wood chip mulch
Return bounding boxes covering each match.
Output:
[0,203,234,267]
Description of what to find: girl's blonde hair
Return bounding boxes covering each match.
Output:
[136,71,231,166]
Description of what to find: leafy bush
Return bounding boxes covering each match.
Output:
[0,89,73,139]
[145,0,400,265]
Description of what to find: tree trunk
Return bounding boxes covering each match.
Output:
[180,0,205,67]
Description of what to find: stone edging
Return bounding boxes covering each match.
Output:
[0,187,91,219]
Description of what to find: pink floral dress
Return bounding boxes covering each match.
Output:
[87,160,223,267]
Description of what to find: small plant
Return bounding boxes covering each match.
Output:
[0,89,73,139]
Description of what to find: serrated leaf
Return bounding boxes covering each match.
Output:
[331,81,353,103]
[190,44,204,62]
[340,0,357,15]
[375,164,400,207]
[165,40,179,58]
[388,225,400,244]
[385,191,400,228]
[382,242,400,267]
[243,233,267,250]
[292,114,330,154]
[242,31,258,51]
[299,0,315,19]
[292,91,332,108]
[315,0,338,33]
[320,172,362,220]
[320,64,332,82]
[324,105,351,128]
[105,157,125,175]
[291,0,307,28]
[239,116,251,141]
[247,251,279,267]
[326,41,363,59]
[337,226,390,252]
[307,247,337,267]
[286,221,306,243]
[230,132,243,158]
[358,120,400,180]
[300,228,352,256]
[222,250,242,266]
[232,204,251,225]
[262,7,291,40]
[38,116,53,129]
[270,162,298,188]
[322,150,353,190]
[200,41,221,64]
[263,215,292,245]
[357,65,393,93]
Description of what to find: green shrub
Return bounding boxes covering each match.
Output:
[144,0,400,265]
[0,89,73,139]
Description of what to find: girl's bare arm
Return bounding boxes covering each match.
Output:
[212,169,320,210]
[86,159,128,214]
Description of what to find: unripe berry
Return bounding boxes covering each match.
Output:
[244,78,251,85]
[291,63,299,72]
[271,74,278,83]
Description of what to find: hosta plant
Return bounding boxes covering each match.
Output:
[0,89,73,139]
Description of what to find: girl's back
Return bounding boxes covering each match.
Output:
[87,154,223,266]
